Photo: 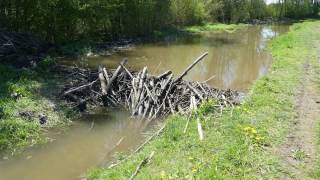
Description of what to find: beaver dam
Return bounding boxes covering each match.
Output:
[60,52,243,118]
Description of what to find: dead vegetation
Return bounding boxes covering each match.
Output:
[59,53,243,119]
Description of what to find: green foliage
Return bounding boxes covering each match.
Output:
[1,0,318,44]
[0,118,40,152]
[267,0,320,18]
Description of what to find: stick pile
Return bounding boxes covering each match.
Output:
[60,53,243,119]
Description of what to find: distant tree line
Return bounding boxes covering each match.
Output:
[0,0,319,43]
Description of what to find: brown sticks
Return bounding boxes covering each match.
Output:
[61,53,242,118]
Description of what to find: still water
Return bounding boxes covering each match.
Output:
[0,25,288,180]
[63,25,289,91]
[0,109,158,180]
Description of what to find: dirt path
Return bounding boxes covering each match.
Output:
[277,47,320,179]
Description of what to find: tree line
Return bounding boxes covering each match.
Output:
[0,0,319,43]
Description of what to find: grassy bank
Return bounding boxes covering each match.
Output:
[184,23,246,33]
[88,21,320,179]
[0,58,74,155]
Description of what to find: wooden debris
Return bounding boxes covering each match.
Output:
[129,151,155,180]
[60,53,243,118]
[197,118,204,141]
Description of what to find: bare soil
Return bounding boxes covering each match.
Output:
[277,57,320,179]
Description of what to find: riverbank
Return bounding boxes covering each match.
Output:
[0,59,76,155]
[87,20,320,179]
[184,23,247,33]
[60,23,247,57]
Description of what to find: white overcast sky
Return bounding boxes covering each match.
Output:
[265,0,278,4]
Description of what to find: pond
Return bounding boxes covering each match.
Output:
[0,25,289,180]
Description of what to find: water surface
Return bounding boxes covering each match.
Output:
[63,25,289,91]
[0,109,157,180]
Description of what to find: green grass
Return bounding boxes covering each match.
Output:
[87,21,320,179]
[0,58,75,154]
[184,23,246,33]
[313,34,320,179]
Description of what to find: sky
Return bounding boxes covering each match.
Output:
[265,0,278,4]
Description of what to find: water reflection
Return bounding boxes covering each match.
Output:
[0,109,158,180]
[62,25,288,91]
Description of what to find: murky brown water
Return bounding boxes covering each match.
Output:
[62,25,289,91]
[0,109,158,180]
[0,25,289,180]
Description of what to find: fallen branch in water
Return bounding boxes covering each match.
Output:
[108,123,166,169]
[133,123,167,154]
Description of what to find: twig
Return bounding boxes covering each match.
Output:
[108,123,166,169]
[183,113,193,134]
[129,151,155,180]
[63,79,98,96]
[202,75,216,83]
[197,118,204,141]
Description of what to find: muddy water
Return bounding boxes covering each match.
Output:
[0,25,288,180]
[63,25,288,91]
[0,109,158,180]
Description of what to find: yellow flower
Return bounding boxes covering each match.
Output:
[192,168,197,173]
[160,171,166,178]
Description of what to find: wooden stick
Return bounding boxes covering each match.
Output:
[129,151,155,180]
[133,123,166,154]
[108,123,166,169]
[197,118,204,141]
[105,59,128,94]
[120,63,133,79]
[63,79,98,96]
[98,66,108,95]
[186,82,204,100]
[102,67,110,83]
[155,70,172,80]
[183,113,192,134]
[202,75,216,83]
[174,52,208,83]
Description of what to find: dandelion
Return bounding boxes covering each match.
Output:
[160,171,166,178]
[192,167,197,173]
